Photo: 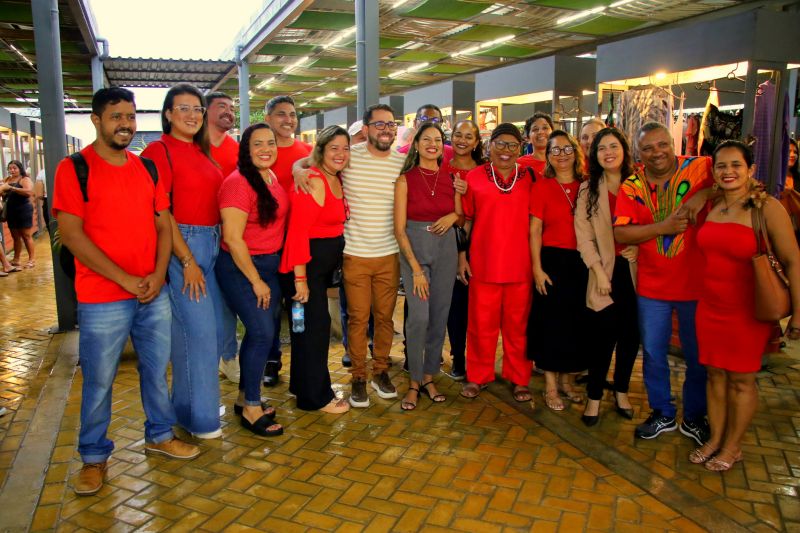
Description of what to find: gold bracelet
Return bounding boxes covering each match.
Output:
[180,254,193,268]
[412,272,426,278]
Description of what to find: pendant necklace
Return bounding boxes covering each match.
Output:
[490,163,519,193]
[720,192,749,215]
[419,166,440,196]
[557,179,576,212]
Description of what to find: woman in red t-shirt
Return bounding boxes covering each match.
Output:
[394,123,462,410]
[215,123,287,437]
[574,128,639,426]
[279,126,350,414]
[528,130,589,411]
[517,112,553,180]
[459,123,534,402]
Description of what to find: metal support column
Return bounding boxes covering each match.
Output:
[237,46,250,131]
[32,0,77,331]
[91,38,108,92]
[355,0,379,118]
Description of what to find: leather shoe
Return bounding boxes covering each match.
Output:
[615,395,634,419]
[581,414,599,427]
[74,461,107,496]
[342,353,352,367]
[263,362,280,387]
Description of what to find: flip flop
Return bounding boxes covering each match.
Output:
[512,385,532,402]
[4,266,22,273]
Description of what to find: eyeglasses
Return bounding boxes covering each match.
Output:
[417,116,442,123]
[367,121,399,130]
[173,105,207,116]
[492,140,520,152]
[549,146,575,156]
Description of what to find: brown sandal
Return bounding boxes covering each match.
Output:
[786,326,800,341]
[460,382,486,399]
[704,449,742,472]
[512,385,532,402]
[689,443,718,464]
[543,389,565,411]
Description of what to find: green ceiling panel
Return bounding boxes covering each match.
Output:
[257,43,316,56]
[475,44,541,58]
[401,0,492,20]
[565,15,647,35]
[0,70,39,79]
[423,64,473,74]
[249,64,284,74]
[288,11,353,30]
[282,73,328,82]
[0,50,13,61]
[310,57,355,69]
[392,51,449,62]
[380,37,409,49]
[323,81,358,89]
[528,0,613,9]
[0,5,34,24]
[450,25,525,42]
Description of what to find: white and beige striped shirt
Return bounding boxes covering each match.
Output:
[342,142,405,257]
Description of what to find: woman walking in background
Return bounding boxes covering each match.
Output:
[2,160,36,268]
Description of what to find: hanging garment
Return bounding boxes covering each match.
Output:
[685,114,700,156]
[619,85,672,160]
[698,87,719,153]
[670,91,685,156]
[699,104,742,156]
[752,80,789,195]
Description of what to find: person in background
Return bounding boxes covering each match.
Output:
[142,83,226,440]
[2,160,36,268]
[529,131,588,411]
[579,118,607,173]
[692,140,800,471]
[394,123,461,409]
[459,123,533,402]
[398,105,454,160]
[574,128,639,425]
[0,245,18,276]
[348,120,366,145]
[784,138,798,191]
[35,166,50,232]
[518,112,554,180]
[54,87,199,496]
[280,125,351,414]
[215,123,286,436]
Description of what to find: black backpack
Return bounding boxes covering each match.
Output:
[59,152,159,279]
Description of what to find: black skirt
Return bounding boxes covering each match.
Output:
[527,246,589,373]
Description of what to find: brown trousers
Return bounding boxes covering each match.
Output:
[342,253,399,380]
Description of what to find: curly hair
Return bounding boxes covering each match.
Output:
[543,130,583,180]
[585,128,634,219]
[237,123,279,227]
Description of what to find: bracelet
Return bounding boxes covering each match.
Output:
[412,272,426,278]
[294,279,307,285]
[180,254,193,268]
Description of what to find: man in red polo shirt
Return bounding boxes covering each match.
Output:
[53,87,199,497]
[207,91,239,178]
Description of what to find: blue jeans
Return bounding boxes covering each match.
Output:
[77,292,175,463]
[168,224,224,434]
[637,296,707,420]
[220,298,238,362]
[215,250,281,405]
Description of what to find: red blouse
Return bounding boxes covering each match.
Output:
[530,177,580,250]
[279,168,346,272]
[517,155,546,181]
[405,166,456,222]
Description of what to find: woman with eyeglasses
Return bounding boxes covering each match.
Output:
[459,123,534,402]
[279,125,351,414]
[518,113,554,180]
[528,130,590,412]
[394,123,462,410]
[142,83,227,439]
[574,128,639,425]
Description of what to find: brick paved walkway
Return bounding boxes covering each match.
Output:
[0,239,798,532]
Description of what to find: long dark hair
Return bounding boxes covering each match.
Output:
[161,83,212,159]
[237,123,279,227]
[401,122,445,174]
[586,128,634,219]
[788,138,799,192]
[7,160,26,177]
[453,120,485,165]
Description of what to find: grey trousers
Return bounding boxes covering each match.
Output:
[399,221,458,383]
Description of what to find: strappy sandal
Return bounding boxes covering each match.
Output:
[421,381,446,403]
[705,449,742,472]
[786,326,800,341]
[241,413,284,437]
[558,383,584,404]
[543,389,565,411]
[460,382,486,399]
[512,385,532,402]
[24,260,34,269]
[401,387,420,410]
[689,443,718,464]
[233,401,275,418]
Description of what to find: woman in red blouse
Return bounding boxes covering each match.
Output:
[528,130,590,411]
[394,123,462,410]
[279,126,350,414]
[459,123,534,402]
[215,123,287,437]
[517,112,553,180]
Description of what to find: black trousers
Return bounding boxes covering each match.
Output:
[446,278,468,372]
[585,259,640,400]
[285,236,344,410]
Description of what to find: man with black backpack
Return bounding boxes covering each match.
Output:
[53,87,199,497]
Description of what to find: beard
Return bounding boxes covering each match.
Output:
[102,128,133,150]
[368,131,393,152]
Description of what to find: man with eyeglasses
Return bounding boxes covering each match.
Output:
[206,92,239,178]
[398,104,453,160]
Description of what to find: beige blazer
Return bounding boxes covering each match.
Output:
[574,179,637,311]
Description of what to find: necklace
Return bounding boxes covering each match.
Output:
[490,163,519,193]
[418,166,440,196]
[721,192,750,215]
[557,179,576,212]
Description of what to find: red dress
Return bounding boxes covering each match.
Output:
[696,221,772,372]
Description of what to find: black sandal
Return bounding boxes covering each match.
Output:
[421,381,446,403]
[786,326,800,340]
[234,402,275,418]
[401,387,419,411]
[241,413,284,437]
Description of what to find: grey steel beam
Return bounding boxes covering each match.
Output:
[32,0,77,331]
[355,0,379,117]
[238,46,250,131]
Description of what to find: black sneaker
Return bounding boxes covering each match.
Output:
[371,372,398,399]
[680,418,710,446]
[350,378,370,408]
[263,361,280,387]
[446,367,466,381]
[342,353,352,367]
[634,411,677,439]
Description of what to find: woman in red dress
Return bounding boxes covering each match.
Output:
[459,123,534,402]
[693,140,800,471]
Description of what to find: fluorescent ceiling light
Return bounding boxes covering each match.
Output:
[480,34,515,49]
[557,6,606,25]
[323,27,356,49]
[610,0,635,7]
[345,85,358,92]
[388,62,429,78]
[284,56,310,73]
[257,77,276,89]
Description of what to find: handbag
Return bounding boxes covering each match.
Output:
[752,206,791,321]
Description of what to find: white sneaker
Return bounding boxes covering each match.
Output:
[192,428,222,439]
[0,407,7,417]
[219,356,240,384]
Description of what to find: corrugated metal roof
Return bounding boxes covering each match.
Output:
[103,58,236,89]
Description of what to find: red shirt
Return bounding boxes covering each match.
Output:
[614,156,713,300]
[53,146,170,304]
[279,168,346,272]
[210,134,239,178]
[517,155,546,181]
[462,163,534,283]
[530,177,580,250]
[405,166,455,222]
[142,134,224,226]
[272,140,312,193]
[218,170,288,255]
